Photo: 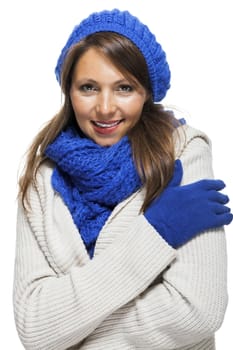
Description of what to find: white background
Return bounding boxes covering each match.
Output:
[0,0,232,348]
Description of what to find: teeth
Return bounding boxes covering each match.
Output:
[94,121,120,128]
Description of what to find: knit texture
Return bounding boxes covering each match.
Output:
[145,159,232,247]
[55,9,170,102]
[14,125,227,349]
[45,127,141,258]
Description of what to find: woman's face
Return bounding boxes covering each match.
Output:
[70,48,148,146]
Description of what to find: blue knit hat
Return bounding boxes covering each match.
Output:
[55,9,170,102]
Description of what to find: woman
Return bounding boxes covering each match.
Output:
[14,9,232,350]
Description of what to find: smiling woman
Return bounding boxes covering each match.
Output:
[13,8,232,350]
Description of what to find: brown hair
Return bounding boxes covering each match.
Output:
[19,32,178,211]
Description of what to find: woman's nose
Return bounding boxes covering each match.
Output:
[96,91,116,116]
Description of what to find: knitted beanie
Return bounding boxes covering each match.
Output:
[55,9,170,102]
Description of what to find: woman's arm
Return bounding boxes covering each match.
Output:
[13,185,176,350]
[91,127,228,349]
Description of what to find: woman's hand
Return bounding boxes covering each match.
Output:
[144,159,233,248]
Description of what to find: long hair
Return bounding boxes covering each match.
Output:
[19,32,178,211]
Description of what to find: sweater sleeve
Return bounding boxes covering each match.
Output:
[13,187,176,349]
[91,127,228,349]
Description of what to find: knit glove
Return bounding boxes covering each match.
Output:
[144,159,233,248]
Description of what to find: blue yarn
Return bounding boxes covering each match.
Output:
[45,127,141,258]
[55,9,170,102]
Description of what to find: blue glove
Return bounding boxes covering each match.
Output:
[144,159,233,248]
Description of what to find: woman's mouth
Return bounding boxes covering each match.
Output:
[91,120,123,134]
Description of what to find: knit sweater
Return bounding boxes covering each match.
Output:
[13,124,228,350]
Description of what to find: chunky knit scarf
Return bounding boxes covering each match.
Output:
[45,127,141,258]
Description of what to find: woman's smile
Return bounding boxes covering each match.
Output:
[91,119,124,135]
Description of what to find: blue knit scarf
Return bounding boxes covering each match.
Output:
[45,127,141,258]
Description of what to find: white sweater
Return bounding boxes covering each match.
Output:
[13,125,228,350]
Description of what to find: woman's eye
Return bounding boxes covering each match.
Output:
[80,84,98,92]
[118,85,133,92]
